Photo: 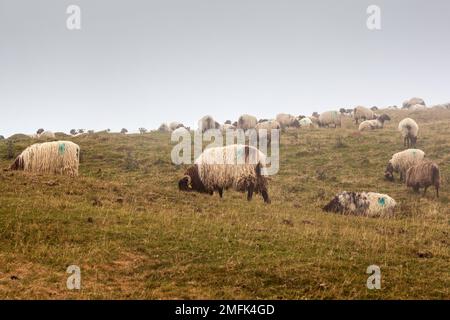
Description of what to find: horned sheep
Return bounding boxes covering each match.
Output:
[406,161,440,198]
[10,141,80,176]
[398,118,419,148]
[323,191,397,217]
[384,149,425,182]
[178,144,270,203]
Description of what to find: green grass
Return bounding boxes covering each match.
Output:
[0,108,449,299]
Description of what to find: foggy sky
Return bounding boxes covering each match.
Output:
[1,0,449,137]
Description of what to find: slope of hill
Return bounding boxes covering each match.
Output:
[0,108,449,299]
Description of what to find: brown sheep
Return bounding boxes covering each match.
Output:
[406,161,440,198]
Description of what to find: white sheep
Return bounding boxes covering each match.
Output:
[255,120,281,143]
[298,117,313,128]
[323,191,397,217]
[384,149,425,182]
[409,104,427,111]
[353,106,377,124]
[276,113,299,129]
[169,122,184,131]
[237,114,258,131]
[402,97,426,109]
[358,114,391,131]
[318,111,342,128]
[398,118,419,148]
[178,144,270,203]
[198,115,220,133]
[10,141,80,176]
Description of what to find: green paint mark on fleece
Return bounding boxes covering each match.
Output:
[58,143,66,155]
[378,197,386,206]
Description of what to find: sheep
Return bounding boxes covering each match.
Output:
[402,97,426,109]
[276,113,300,129]
[353,106,377,124]
[198,115,220,133]
[255,120,281,143]
[38,131,56,139]
[318,110,342,128]
[308,116,320,128]
[10,141,80,176]
[358,114,391,131]
[237,114,258,131]
[0,135,4,140]
[178,144,270,203]
[409,104,427,111]
[222,123,236,131]
[323,191,397,217]
[384,149,425,182]
[169,122,185,131]
[172,126,190,136]
[406,161,440,198]
[158,123,171,132]
[398,118,419,148]
[298,117,313,128]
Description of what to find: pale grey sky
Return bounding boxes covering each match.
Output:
[1,0,449,136]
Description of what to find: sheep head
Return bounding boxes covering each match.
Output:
[384,162,395,181]
[323,196,342,213]
[178,165,208,193]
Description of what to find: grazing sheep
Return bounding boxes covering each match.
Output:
[398,118,419,148]
[158,123,171,132]
[255,120,281,143]
[384,149,425,182]
[353,106,377,124]
[298,117,313,128]
[10,141,80,176]
[237,114,258,131]
[318,111,342,128]
[169,122,184,131]
[403,97,426,109]
[406,161,440,197]
[358,114,391,131]
[276,113,300,129]
[323,191,397,217]
[198,115,220,133]
[371,106,379,111]
[178,144,270,203]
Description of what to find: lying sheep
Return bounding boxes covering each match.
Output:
[398,118,419,148]
[353,106,377,124]
[406,161,440,197]
[198,115,220,133]
[318,111,342,128]
[237,114,258,131]
[409,104,427,111]
[178,144,270,203]
[308,116,320,128]
[358,114,391,131]
[323,191,397,217]
[276,113,300,129]
[298,117,313,128]
[402,97,426,109]
[385,149,425,182]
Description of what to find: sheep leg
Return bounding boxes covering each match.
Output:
[423,186,428,197]
[262,189,271,204]
[218,188,223,198]
[436,186,439,198]
[247,184,254,201]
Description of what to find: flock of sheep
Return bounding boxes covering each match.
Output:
[3,96,446,218]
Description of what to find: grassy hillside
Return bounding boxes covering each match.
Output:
[0,109,449,299]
